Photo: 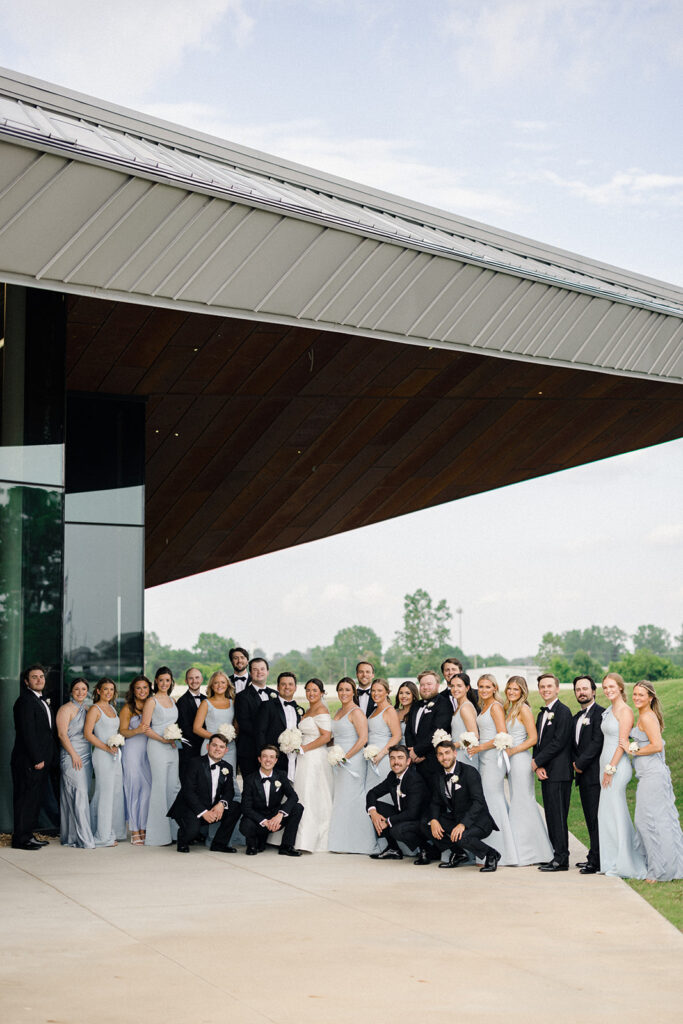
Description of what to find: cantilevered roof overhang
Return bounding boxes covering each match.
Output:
[1,67,683,384]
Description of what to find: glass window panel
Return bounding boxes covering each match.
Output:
[65,484,144,526]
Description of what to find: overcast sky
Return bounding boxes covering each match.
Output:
[3,1,682,658]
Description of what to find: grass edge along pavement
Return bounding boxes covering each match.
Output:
[529,678,683,931]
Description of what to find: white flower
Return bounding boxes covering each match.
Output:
[327,744,346,766]
[274,780,281,789]
[163,723,183,741]
[397,790,404,799]
[628,741,640,755]
[269,692,277,699]
[459,731,478,748]
[364,744,381,761]
[278,728,303,754]
[426,701,434,708]
[581,717,590,727]
[217,723,236,743]
[492,732,514,751]
[107,732,125,748]
[545,711,555,722]
[296,707,303,716]
[431,729,451,747]
[221,767,229,776]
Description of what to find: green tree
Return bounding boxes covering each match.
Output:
[608,648,678,682]
[631,624,672,657]
[332,625,383,675]
[394,588,452,668]
[570,649,605,682]
[537,632,564,663]
[144,632,194,680]
[193,632,237,664]
[546,656,574,687]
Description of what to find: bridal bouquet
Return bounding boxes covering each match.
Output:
[459,731,478,749]
[163,723,183,749]
[278,727,303,754]
[327,745,347,766]
[107,732,125,749]
[431,729,451,747]
[492,732,513,751]
[217,723,236,743]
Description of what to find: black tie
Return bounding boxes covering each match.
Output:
[210,763,219,771]
[284,700,297,708]
[235,676,246,682]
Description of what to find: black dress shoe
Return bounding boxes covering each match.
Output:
[371,847,403,860]
[413,849,432,865]
[538,860,568,872]
[438,850,469,869]
[11,839,42,850]
[246,846,259,855]
[480,850,501,873]
[177,844,190,853]
[579,864,598,874]
[31,836,49,846]
[210,844,237,853]
[575,860,588,868]
[278,845,302,857]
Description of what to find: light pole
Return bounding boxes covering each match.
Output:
[456,607,463,651]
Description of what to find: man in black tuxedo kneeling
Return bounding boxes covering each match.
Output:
[240,745,303,857]
[420,740,501,872]
[366,744,427,859]
[168,734,241,853]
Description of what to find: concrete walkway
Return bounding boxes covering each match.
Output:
[1,833,681,1024]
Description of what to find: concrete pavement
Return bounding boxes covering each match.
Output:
[1,832,681,1024]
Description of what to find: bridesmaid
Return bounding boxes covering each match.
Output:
[295,679,334,852]
[119,675,152,845]
[624,680,683,881]
[141,666,181,846]
[84,677,126,847]
[448,673,480,771]
[365,679,402,789]
[469,673,518,865]
[56,678,95,849]
[395,681,419,741]
[328,678,378,854]
[504,675,553,866]
[598,672,646,878]
[193,670,237,773]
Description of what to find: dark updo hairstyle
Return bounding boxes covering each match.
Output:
[70,676,89,694]
[305,677,326,696]
[153,666,175,694]
[337,676,357,701]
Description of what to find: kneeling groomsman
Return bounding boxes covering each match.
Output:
[572,675,604,874]
[420,740,501,872]
[240,745,304,857]
[366,744,427,859]
[167,733,241,853]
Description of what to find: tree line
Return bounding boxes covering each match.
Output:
[145,588,683,685]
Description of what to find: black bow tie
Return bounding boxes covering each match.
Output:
[284,700,297,707]
[444,771,456,779]
[210,763,220,771]
[235,676,246,681]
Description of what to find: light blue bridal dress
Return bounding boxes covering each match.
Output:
[328,710,378,854]
[597,709,646,878]
[90,706,126,847]
[145,699,181,846]
[60,701,95,849]
[631,726,683,881]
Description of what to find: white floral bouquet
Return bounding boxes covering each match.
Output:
[217,723,236,743]
[431,729,451,747]
[628,740,640,755]
[327,744,347,766]
[492,732,513,751]
[459,731,478,748]
[107,732,125,748]
[163,723,183,749]
[278,727,303,754]
[364,744,380,761]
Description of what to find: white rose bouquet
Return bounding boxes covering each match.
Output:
[431,729,451,747]
[163,723,183,749]
[327,744,347,766]
[628,740,640,755]
[217,723,236,743]
[459,731,478,749]
[493,731,514,772]
[364,744,381,774]
[278,727,303,755]
[107,732,125,749]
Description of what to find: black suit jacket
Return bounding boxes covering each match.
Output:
[405,695,452,759]
[572,702,605,786]
[176,690,206,759]
[355,689,376,718]
[234,684,277,768]
[366,765,427,824]
[240,769,300,824]
[11,688,56,770]
[533,700,573,781]
[257,697,304,771]
[428,762,498,835]
[168,754,237,820]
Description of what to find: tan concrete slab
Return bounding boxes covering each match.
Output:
[1,836,681,1024]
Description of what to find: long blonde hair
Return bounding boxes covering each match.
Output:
[633,679,665,731]
[207,671,235,700]
[504,675,529,721]
[478,673,504,704]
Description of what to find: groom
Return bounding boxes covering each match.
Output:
[167,733,241,853]
[240,745,303,856]
[257,672,304,778]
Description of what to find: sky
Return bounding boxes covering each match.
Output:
[2,1,682,659]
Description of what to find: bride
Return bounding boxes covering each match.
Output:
[294,678,334,852]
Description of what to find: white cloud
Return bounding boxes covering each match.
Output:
[541,168,683,207]
[0,1,254,103]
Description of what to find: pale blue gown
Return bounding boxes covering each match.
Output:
[121,712,152,831]
[90,705,126,846]
[200,701,237,776]
[631,726,683,881]
[598,709,646,878]
[60,701,95,849]
[365,708,394,791]
[507,716,553,865]
[328,710,378,854]
[451,706,480,772]
[476,706,518,865]
[145,699,181,846]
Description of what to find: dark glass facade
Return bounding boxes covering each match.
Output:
[0,286,145,832]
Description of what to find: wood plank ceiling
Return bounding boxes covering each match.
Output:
[66,295,683,588]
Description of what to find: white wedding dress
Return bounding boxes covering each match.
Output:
[294,713,334,852]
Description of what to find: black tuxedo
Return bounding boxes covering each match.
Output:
[572,701,605,869]
[366,765,427,851]
[239,769,303,848]
[11,687,57,846]
[405,693,452,782]
[234,684,277,775]
[257,697,304,773]
[423,761,498,860]
[534,699,573,865]
[230,672,250,694]
[176,690,206,780]
[167,754,241,849]
[355,688,376,718]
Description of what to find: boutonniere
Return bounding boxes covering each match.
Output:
[427,701,434,708]
[545,711,554,722]
[397,790,405,799]
[296,707,303,717]
[221,767,229,776]
[269,692,277,699]
[274,780,281,789]
[581,716,590,727]
[453,775,459,783]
